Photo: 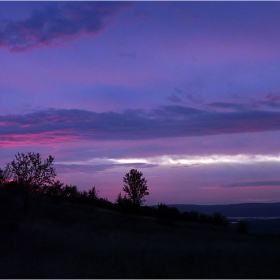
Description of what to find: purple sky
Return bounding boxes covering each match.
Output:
[1,1,280,205]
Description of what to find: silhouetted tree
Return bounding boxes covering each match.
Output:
[60,185,79,197]
[116,192,130,205]
[211,212,228,227]
[0,166,12,187]
[87,186,99,200]
[42,180,64,196]
[189,211,199,221]
[157,203,181,222]
[115,192,133,212]
[123,169,149,206]
[7,152,56,193]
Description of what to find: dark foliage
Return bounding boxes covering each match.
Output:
[211,212,229,227]
[157,203,181,221]
[115,192,134,213]
[1,152,229,229]
[42,180,64,196]
[7,152,56,193]
[87,186,99,200]
[123,169,149,206]
[237,220,249,234]
[0,166,12,187]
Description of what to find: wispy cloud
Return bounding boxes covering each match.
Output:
[0,2,131,52]
[207,102,248,111]
[167,93,182,103]
[207,94,280,112]
[55,162,157,174]
[223,180,280,188]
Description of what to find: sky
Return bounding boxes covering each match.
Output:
[1,1,280,205]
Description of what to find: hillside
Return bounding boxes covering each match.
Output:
[1,191,280,278]
[169,202,280,217]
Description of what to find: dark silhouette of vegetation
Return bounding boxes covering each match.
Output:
[7,152,56,193]
[0,152,229,228]
[2,152,56,208]
[0,166,11,187]
[123,169,149,206]
[211,212,228,226]
[237,220,249,234]
[155,204,228,227]
[42,180,64,196]
[3,152,280,278]
[60,184,79,198]
[115,192,133,212]
[87,186,99,200]
[157,203,181,221]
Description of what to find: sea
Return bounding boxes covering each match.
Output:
[228,217,280,222]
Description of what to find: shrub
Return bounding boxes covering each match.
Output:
[211,212,229,227]
[157,203,181,222]
[115,193,135,213]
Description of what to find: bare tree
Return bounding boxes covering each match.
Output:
[7,152,56,193]
[123,169,149,206]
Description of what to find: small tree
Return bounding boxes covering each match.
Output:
[7,152,56,193]
[42,180,64,196]
[87,186,99,200]
[60,185,79,197]
[123,169,149,206]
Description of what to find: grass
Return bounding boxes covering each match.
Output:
[1,190,280,278]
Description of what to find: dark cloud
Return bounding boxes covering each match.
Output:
[260,93,280,108]
[167,93,182,103]
[0,2,131,52]
[220,93,280,111]
[2,106,280,142]
[207,102,248,111]
[152,105,204,119]
[223,180,280,188]
[265,93,280,102]
[208,94,280,111]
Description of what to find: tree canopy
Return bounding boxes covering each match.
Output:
[123,169,149,206]
[7,152,56,192]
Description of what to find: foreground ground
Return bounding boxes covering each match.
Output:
[1,192,280,278]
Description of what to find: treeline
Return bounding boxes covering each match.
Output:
[0,152,229,228]
[2,181,229,227]
[41,183,229,227]
[3,181,229,228]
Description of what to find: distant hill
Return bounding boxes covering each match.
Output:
[167,202,280,218]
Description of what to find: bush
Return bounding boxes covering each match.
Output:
[211,212,229,227]
[189,211,199,221]
[181,211,190,221]
[42,180,64,196]
[115,193,134,213]
[96,197,115,210]
[157,203,181,222]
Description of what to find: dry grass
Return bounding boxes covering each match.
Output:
[1,192,280,278]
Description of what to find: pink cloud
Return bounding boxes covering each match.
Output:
[1,106,280,146]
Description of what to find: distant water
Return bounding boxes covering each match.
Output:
[228,217,280,221]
